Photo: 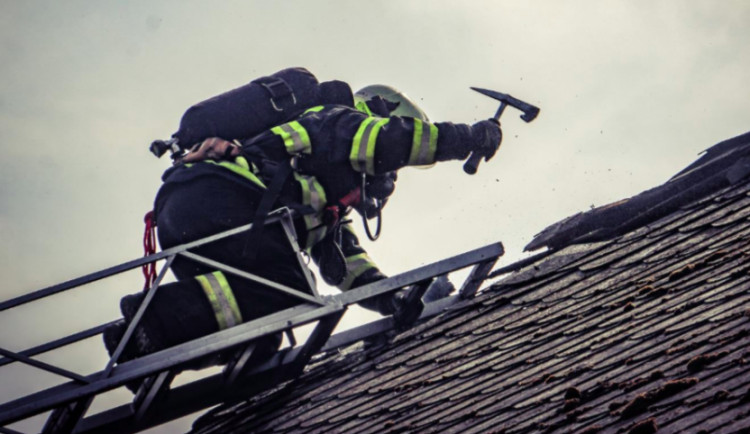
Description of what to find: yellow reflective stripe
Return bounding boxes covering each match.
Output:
[351,117,373,172]
[213,271,242,327]
[409,119,438,166]
[195,271,243,330]
[294,173,327,213]
[304,105,325,114]
[350,118,389,175]
[271,121,312,154]
[234,155,250,171]
[294,173,327,236]
[339,253,377,291]
[202,158,266,189]
[292,170,328,249]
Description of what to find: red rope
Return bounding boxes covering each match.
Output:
[142,211,157,291]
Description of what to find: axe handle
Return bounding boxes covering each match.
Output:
[463,103,506,175]
[463,152,483,175]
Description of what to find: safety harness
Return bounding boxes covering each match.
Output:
[142,211,157,291]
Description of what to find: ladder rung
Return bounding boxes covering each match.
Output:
[460,258,500,299]
[1,240,504,432]
[133,371,175,422]
[223,344,257,386]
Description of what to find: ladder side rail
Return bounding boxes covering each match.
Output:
[320,293,464,353]
[317,251,498,355]
[75,359,298,434]
[0,212,288,312]
[2,242,503,427]
[334,242,504,307]
[2,258,176,431]
[0,322,116,369]
[74,295,474,433]
[0,302,336,425]
[1,211,296,425]
[76,243,505,432]
[44,256,177,434]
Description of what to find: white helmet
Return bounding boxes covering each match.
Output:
[354,84,430,121]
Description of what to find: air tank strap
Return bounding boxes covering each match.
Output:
[254,76,297,112]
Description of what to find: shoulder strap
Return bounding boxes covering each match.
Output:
[242,160,294,260]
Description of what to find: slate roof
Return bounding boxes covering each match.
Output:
[190,132,750,434]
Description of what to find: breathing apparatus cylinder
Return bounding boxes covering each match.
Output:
[150,68,354,158]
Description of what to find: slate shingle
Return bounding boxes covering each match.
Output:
[191,132,750,433]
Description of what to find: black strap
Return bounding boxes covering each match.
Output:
[242,160,294,260]
[253,76,296,112]
[360,173,383,241]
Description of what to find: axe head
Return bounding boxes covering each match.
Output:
[471,87,540,122]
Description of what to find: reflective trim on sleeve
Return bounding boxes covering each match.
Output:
[339,253,377,291]
[304,105,325,114]
[350,117,389,175]
[271,121,312,155]
[408,119,438,166]
[195,271,243,330]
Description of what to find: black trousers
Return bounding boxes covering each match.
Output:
[128,175,313,352]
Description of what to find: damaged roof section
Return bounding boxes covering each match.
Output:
[191,131,750,434]
[526,130,750,251]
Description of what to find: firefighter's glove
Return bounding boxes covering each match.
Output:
[178,137,241,164]
[470,119,502,162]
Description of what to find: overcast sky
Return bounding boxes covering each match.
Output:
[1,1,749,432]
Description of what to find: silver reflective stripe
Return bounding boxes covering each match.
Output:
[295,174,326,214]
[351,118,388,175]
[352,118,376,172]
[294,173,327,248]
[196,271,243,330]
[272,122,311,154]
[303,176,324,211]
[409,119,438,166]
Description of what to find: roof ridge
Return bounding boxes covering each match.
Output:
[525,131,750,252]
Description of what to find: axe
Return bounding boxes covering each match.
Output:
[464,87,540,174]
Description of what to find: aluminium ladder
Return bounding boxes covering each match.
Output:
[0,207,504,433]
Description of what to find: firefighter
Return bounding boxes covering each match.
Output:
[103,81,502,373]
